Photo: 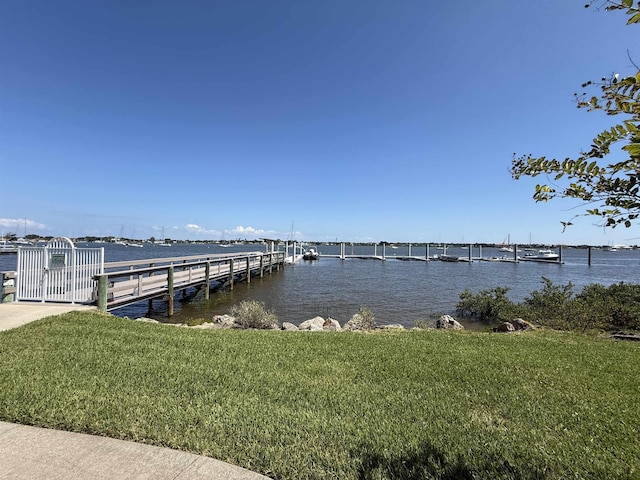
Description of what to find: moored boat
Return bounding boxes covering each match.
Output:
[521,249,559,261]
[303,247,320,260]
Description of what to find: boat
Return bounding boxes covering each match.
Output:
[303,247,320,260]
[438,254,460,262]
[155,227,171,246]
[521,249,559,261]
[0,243,18,254]
[498,234,513,252]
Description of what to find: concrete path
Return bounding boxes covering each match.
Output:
[0,302,96,331]
[0,422,270,479]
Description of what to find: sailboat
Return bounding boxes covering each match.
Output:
[498,234,513,252]
[155,227,171,246]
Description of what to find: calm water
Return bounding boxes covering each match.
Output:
[2,243,639,329]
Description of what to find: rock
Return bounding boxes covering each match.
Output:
[323,317,342,331]
[493,322,515,333]
[299,316,326,331]
[344,313,374,331]
[212,314,238,329]
[135,317,159,323]
[281,322,299,331]
[192,323,216,329]
[435,315,464,330]
[512,318,534,330]
[381,324,405,330]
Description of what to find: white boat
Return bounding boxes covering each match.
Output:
[522,249,559,261]
[155,228,171,246]
[499,246,513,253]
[438,254,460,262]
[0,243,18,254]
[303,247,320,260]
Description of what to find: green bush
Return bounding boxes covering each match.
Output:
[456,278,640,333]
[574,282,640,331]
[455,286,517,322]
[413,319,429,329]
[523,277,575,328]
[229,300,279,329]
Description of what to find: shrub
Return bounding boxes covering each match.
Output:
[574,282,640,331]
[229,300,279,329]
[455,286,517,322]
[346,306,376,330]
[359,306,376,328]
[413,319,429,329]
[523,277,575,329]
[455,278,640,333]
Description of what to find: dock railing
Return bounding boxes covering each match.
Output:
[94,251,284,314]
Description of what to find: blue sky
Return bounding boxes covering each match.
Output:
[1,1,638,245]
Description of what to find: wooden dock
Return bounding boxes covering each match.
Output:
[95,251,285,315]
[319,243,565,264]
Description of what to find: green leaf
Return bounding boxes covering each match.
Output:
[627,12,640,24]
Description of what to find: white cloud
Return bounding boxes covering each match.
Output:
[0,218,47,231]
[184,224,220,237]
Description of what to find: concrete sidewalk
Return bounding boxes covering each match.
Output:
[0,422,270,479]
[0,302,96,331]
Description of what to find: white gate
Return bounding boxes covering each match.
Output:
[16,237,104,303]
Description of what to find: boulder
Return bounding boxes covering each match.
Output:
[281,322,299,331]
[435,315,464,330]
[381,324,405,330]
[512,318,534,330]
[493,322,515,333]
[298,316,326,331]
[344,312,374,331]
[323,317,342,331]
[212,314,238,329]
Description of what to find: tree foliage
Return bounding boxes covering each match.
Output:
[512,1,640,228]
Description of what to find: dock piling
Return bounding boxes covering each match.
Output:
[97,275,108,312]
[167,266,174,316]
[204,262,210,299]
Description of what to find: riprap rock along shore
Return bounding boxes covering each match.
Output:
[135,313,535,333]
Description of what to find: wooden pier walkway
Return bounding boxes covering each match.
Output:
[317,243,566,264]
[95,251,285,315]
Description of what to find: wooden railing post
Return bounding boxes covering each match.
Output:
[229,258,234,290]
[246,256,251,284]
[260,254,264,278]
[148,263,155,311]
[167,266,174,316]
[98,275,108,311]
[204,262,210,299]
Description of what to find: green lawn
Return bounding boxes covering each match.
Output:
[0,311,638,479]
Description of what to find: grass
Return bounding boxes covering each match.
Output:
[0,311,638,479]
